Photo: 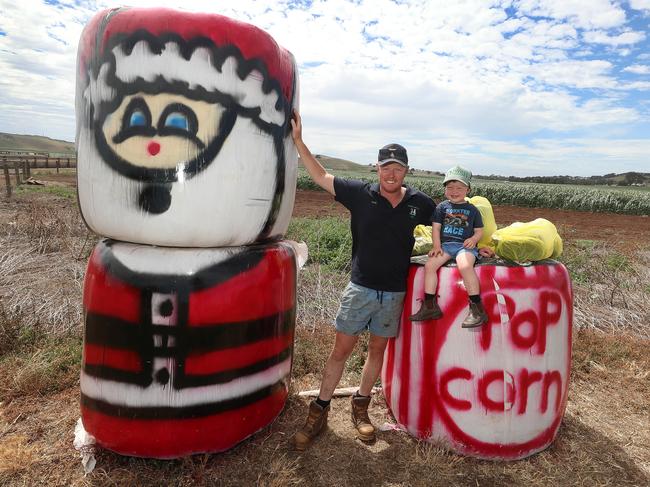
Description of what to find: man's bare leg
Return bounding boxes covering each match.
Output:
[318,331,359,401]
[358,334,389,396]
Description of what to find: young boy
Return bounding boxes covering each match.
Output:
[409,166,488,328]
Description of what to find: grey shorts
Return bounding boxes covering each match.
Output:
[335,282,406,338]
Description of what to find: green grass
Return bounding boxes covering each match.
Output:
[30,168,76,176]
[0,305,82,401]
[287,217,352,271]
[15,184,77,199]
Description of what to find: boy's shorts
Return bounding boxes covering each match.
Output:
[335,282,406,338]
[442,241,479,259]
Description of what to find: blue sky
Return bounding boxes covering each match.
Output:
[0,0,648,176]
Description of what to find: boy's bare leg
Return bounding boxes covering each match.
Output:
[456,252,479,295]
[318,331,358,401]
[423,253,451,294]
[358,334,389,395]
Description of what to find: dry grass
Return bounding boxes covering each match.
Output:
[565,240,650,339]
[0,196,90,358]
[0,188,648,486]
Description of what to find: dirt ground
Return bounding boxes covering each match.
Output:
[292,190,650,251]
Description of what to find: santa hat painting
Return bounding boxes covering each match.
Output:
[76,8,299,247]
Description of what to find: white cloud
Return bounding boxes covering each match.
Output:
[514,0,627,29]
[623,64,650,74]
[582,29,646,46]
[629,0,650,12]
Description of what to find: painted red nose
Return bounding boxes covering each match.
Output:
[147,142,161,156]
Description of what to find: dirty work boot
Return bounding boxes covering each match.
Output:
[351,394,375,442]
[408,298,443,322]
[462,302,488,328]
[293,400,329,451]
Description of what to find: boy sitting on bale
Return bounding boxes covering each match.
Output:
[409,166,488,328]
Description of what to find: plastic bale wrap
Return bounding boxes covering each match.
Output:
[80,240,297,458]
[76,7,299,248]
[466,195,497,250]
[492,218,562,263]
[412,224,433,256]
[382,261,573,460]
[75,7,300,459]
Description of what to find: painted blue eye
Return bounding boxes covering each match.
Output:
[164,112,189,130]
[128,111,147,127]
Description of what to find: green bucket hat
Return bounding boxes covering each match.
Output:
[443,165,472,188]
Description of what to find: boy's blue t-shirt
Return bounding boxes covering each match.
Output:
[433,200,483,243]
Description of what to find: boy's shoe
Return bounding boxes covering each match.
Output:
[408,300,443,321]
[462,302,488,328]
[351,394,375,442]
[293,400,330,451]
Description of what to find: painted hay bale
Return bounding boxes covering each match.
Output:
[75,7,298,247]
[382,261,572,460]
[80,239,296,458]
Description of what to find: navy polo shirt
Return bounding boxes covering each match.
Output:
[334,177,436,292]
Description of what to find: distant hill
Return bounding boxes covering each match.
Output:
[476,171,650,187]
[313,154,367,171]
[0,133,75,155]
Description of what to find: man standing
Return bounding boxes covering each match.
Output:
[291,111,436,450]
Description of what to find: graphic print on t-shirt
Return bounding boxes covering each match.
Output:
[442,207,472,241]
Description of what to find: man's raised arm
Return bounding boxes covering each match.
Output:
[291,110,335,196]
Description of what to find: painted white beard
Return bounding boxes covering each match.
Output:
[78,116,296,247]
[107,241,244,274]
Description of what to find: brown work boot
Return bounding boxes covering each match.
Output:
[351,393,375,442]
[408,298,443,322]
[462,302,488,328]
[293,400,329,451]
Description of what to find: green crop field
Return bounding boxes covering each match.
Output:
[297,168,650,215]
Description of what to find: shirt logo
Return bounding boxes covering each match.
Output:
[408,205,418,219]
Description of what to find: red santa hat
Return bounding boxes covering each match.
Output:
[78,7,296,126]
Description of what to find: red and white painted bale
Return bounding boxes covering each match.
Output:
[75,8,298,247]
[80,240,296,458]
[382,261,572,460]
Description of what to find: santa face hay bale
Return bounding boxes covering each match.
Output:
[382,261,573,460]
[76,7,298,247]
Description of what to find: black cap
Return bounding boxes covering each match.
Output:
[378,143,408,167]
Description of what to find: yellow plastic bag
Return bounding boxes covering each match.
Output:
[412,224,433,255]
[466,195,497,250]
[491,218,563,263]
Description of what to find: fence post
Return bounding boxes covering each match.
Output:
[3,162,11,197]
[66,158,71,168]
[24,158,31,178]
[45,157,49,169]
[14,160,21,185]
[56,158,60,174]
